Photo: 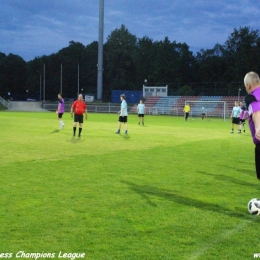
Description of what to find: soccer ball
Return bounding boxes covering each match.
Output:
[248,198,260,215]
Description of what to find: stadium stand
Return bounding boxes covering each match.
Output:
[170,96,201,116]
[8,101,47,111]
[152,96,181,114]
[143,96,245,118]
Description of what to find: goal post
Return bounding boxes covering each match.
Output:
[184,100,226,121]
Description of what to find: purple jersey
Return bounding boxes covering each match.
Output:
[239,106,247,119]
[58,98,65,113]
[248,87,260,144]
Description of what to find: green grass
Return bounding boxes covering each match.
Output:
[0,112,259,260]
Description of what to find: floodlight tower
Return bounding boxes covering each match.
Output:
[97,0,104,100]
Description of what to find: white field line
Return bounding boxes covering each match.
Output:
[189,220,252,260]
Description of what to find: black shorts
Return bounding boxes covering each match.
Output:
[118,116,127,123]
[138,114,144,117]
[232,117,240,124]
[239,119,245,124]
[74,114,83,123]
[58,113,63,119]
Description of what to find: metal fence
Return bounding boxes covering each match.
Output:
[43,103,229,119]
[43,103,121,113]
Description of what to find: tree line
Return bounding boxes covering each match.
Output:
[0,25,259,102]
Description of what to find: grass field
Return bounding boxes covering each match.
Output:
[0,111,259,260]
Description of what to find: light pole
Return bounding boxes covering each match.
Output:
[77,64,79,96]
[97,0,104,100]
[38,71,42,101]
[238,88,241,103]
[43,63,45,103]
[60,63,62,94]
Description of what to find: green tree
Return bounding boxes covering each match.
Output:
[224,26,260,81]
[195,44,228,94]
[57,41,86,98]
[135,36,156,85]
[83,41,98,96]
[104,24,138,100]
[0,54,27,99]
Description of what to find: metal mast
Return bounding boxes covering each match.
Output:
[97,0,104,100]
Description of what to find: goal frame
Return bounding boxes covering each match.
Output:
[185,100,226,121]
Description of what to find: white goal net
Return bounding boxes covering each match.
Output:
[184,100,227,121]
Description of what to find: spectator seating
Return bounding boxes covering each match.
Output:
[143,96,245,117]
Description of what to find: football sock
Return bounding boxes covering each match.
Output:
[79,128,82,136]
[255,145,260,179]
[73,127,76,135]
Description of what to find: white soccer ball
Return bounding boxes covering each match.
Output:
[248,198,260,215]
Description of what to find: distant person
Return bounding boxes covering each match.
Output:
[56,93,65,130]
[183,103,190,121]
[137,99,145,125]
[230,101,242,133]
[239,101,247,133]
[201,105,206,120]
[244,71,260,179]
[70,94,88,137]
[115,94,128,134]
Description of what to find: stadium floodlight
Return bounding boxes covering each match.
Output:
[238,88,241,103]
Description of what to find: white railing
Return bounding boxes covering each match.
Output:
[43,103,121,113]
[0,96,10,109]
[42,103,228,117]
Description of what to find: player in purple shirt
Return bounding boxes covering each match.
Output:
[244,72,260,179]
[239,101,247,133]
[57,93,65,130]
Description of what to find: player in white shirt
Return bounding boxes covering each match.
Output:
[115,94,128,134]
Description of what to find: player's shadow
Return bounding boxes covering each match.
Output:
[116,133,130,139]
[50,129,60,134]
[198,171,259,190]
[67,137,84,143]
[121,180,251,220]
[217,163,256,178]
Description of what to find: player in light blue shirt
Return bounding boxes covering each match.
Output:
[115,94,128,134]
[137,100,145,125]
[201,105,206,120]
[230,101,242,133]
